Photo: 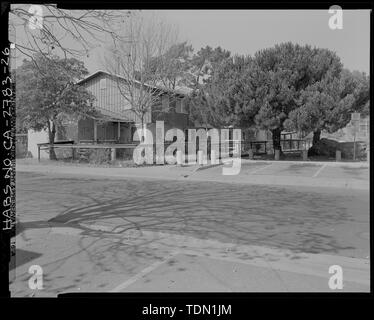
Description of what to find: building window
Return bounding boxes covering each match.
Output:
[100,78,107,90]
[131,126,137,142]
[176,99,182,113]
[169,98,177,112]
[162,95,169,111]
[179,98,188,114]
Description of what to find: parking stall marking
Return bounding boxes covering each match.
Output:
[248,163,274,175]
[110,251,180,292]
[313,164,327,178]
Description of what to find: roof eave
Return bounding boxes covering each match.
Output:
[76,70,191,97]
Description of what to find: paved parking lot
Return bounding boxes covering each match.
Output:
[320,165,369,180]
[242,162,322,177]
[11,167,370,296]
[190,160,369,190]
[233,161,368,180]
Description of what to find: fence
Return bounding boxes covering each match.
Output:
[37,140,244,163]
[281,139,312,152]
[37,138,312,163]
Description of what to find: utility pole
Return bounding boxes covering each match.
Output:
[351,112,360,161]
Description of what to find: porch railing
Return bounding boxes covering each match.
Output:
[281,139,312,152]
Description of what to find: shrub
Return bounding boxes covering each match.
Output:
[308,138,339,157]
[116,148,134,161]
[87,148,111,164]
[54,148,73,160]
[308,138,367,160]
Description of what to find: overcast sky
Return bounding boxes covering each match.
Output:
[13,9,371,74]
[160,10,370,73]
[89,9,371,74]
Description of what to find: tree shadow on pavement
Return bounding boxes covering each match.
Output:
[47,179,360,256]
[14,175,368,295]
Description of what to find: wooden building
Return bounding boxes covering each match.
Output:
[56,70,192,144]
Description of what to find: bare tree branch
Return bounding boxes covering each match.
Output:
[103,12,180,131]
[10,4,132,63]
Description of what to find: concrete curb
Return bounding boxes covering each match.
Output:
[16,164,186,182]
[194,163,223,172]
[16,163,369,190]
[237,158,369,168]
[188,174,369,190]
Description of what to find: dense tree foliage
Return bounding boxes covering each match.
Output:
[188,46,231,88]
[185,46,238,128]
[188,55,259,129]
[146,42,194,90]
[249,43,343,151]
[186,43,358,153]
[286,69,370,145]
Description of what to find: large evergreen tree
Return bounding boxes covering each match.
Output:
[249,43,343,152]
[286,69,370,145]
[187,55,260,129]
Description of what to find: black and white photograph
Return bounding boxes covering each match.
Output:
[0,2,371,301]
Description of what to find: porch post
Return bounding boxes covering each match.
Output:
[93,120,97,142]
[117,122,120,143]
[111,148,116,161]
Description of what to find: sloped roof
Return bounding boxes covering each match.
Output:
[77,70,192,97]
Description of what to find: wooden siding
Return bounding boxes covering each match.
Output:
[82,73,152,123]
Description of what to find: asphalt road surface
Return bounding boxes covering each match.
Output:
[16,171,369,258]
